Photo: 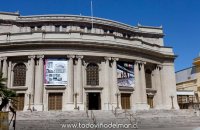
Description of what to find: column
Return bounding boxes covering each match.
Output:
[132,60,149,110]
[64,55,75,110]
[133,61,141,105]
[111,57,119,107]
[75,55,83,109]
[161,63,179,109]
[154,65,163,109]
[7,61,12,88]
[2,57,8,79]
[103,57,111,110]
[0,58,2,73]
[140,61,147,104]
[28,56,35,105]
[24,56,35,111]
[34,55,44,111]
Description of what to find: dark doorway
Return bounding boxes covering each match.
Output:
[147,95,154,108]
[48,93,63,111]
[121,93,131,109]
[88,93,101,110]
[15,93,25,111]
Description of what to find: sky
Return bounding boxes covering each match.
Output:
[0,0,200,71]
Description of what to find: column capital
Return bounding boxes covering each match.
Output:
[155,64,163,70]
[104,57,111,61]
[76,55,83,59]
[67,55,75,59]
[37,55,44,59]
[112,57,119,61]
[135,60,146,65]
[28,55,35,59]
[1,57,7,60]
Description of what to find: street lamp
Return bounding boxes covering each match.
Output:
[27,93,32,112]
[115,92,120,109]
[170,95,175,109]
[74,92,79,110]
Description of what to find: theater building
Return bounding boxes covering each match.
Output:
[0,12,179,111]
[176,56,200,109]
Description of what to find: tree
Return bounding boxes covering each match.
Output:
[0,73,16,111]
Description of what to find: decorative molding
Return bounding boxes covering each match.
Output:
[28,55,35,59]
[37,55,44,59]
[76,55,83,59]
[104,57,111,61]
[112,57,119,61]
[67,55,75,59]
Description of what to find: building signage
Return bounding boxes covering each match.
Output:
[44,59,68,85]
[117,61,135,87]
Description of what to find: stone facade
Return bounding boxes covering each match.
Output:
[0,11,179,111]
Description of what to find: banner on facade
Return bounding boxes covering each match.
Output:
[44,59,68,85]
[117,61,135,87]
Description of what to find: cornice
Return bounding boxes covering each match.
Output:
[0,40,176,61]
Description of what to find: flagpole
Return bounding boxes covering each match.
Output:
[91,0,94,29]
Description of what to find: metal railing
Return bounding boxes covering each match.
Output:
[123,109,140,128]
[90,110,96,124]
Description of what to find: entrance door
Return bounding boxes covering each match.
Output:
[15,93,25,111]
[121,93,131,109]
[48,93,63,111]
[147,96,154,108]
[88,93,101,110]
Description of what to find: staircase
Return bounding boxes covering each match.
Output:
[8,109,200,130]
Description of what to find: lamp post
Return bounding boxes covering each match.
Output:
[74,92,79,110]
[27,93,32,112]
[115,93,120,109]
[170,95,175,109]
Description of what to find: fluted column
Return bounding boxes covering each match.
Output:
[2,57,8,79]
[133,61,141,105]
[103,57,111,109]
[111,57,119,107]
[67,55,75,104]
[132,60,149,110]
[28,56,35,105]
[7,61,12,88]
[34,55,44,111]
[161,63,179,109]
[154,65,163,109]
[76,55,83,104]
[140,61,147,104]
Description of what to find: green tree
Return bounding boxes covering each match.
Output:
[0,73,16,111]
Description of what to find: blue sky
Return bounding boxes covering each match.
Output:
[0,0,200,71]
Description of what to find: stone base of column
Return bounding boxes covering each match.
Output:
[76,103,85,110]
[103,103,116,110]
[132,103,149,110]
[23,105,35,111]
[63,103,75,111]
[161,104,180,110]
[33,104,44,111]
[154,105,165,110]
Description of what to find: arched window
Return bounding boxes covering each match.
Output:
[86,63,99,86]
[145,69,152,88]
[13,63,26,86]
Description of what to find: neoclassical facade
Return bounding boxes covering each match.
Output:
[0,12,179,111]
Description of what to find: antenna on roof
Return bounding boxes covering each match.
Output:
[91,0,94,29]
